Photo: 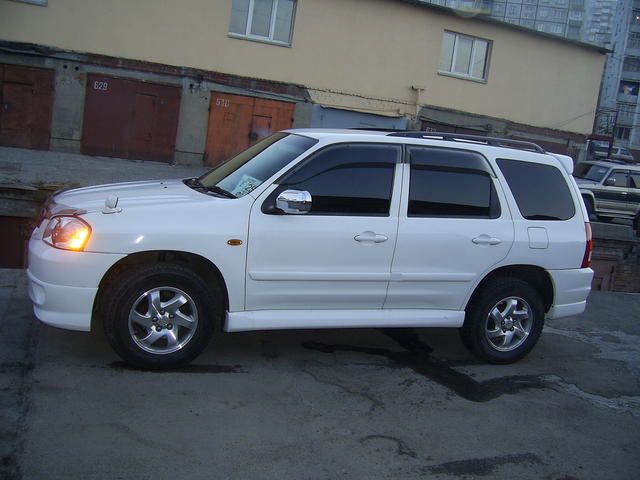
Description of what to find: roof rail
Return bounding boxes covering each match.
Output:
[387,131,546,154]
[349,127,409,132]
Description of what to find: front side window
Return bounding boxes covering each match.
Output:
[276,144,400,216]
[606,170,629,187]
[497,159,575,221]
[439,31,491,81]
[229,0,296,45]
[408,147,500,218]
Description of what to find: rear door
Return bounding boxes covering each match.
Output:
[385,146,514,310]
[628,172,640,216]
[595,169,629,216]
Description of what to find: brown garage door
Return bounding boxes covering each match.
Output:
[204,93,295,166]
[82,74,181,162]
[0,64,54,150]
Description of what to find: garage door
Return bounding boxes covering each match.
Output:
[0,216,33,269]
[82,74,181,162]
[204,93,295,166]
[0,64,54,150]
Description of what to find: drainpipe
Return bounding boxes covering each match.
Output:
[411,85,425,127]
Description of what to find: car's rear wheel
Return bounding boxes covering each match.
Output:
[102,263,222,370]
[460,279,545,364]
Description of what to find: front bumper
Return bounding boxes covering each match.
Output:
[27,238,125,331]
[546,267,594,320]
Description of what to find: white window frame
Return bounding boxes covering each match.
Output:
[438,31,492,83]
[228,0,296,47]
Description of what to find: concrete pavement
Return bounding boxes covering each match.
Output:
[1,269,639,480]
[0,146,208,189]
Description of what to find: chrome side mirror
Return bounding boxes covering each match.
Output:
[605,177,616,186]
[276,189,312,214]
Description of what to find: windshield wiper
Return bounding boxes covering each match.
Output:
[206,185,237,199]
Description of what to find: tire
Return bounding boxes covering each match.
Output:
[460,278,545,364]
[102,263,222,370]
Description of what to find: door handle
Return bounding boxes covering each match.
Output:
[621,191,628,195]
[472,235,502,246]
[354,231,388,243]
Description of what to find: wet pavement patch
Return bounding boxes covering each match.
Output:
[425,453,542,476]
[303,328,547,402]
[105,361,245,374]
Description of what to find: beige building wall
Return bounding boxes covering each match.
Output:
[0,0,605,133]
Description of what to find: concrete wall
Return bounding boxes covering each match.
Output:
[0,51,308,165]
[310,106,409,129]
[0,0,606,134]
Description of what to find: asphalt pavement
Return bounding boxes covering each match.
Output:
[1,269,639,480]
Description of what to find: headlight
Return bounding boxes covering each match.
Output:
[43,216,92,251]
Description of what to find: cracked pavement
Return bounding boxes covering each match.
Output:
[1,269,639,479]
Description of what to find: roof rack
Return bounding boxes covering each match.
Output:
[349,127,408,132]
[387,131,546,154]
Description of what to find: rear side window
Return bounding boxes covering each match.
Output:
[408,147,500,218]
[497,159,575,221]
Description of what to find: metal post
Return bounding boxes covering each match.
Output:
[608,109,619,158]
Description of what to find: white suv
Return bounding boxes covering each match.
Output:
[27,130,594,369]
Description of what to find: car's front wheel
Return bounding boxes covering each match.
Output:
[102,263,222,370]
[460,279,545,364]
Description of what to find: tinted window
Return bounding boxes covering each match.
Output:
[573,163,609,182]
[408,147,500,218]
[279,144,399,215]
[497,159,575,221]
[630,173,640,189]
[606,171,629,187]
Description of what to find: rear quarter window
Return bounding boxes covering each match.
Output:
[497,159,575,221]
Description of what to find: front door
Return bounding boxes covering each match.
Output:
[246,143,402,310]
[385,146,514,310]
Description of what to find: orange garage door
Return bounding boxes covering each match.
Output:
[205,92,295,167]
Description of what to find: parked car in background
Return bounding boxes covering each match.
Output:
[27,130,594,369]
[575,161,640,228]
[589,141,636,164]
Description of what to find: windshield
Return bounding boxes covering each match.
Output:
[199,133,318,198]
[574,163,609,182]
